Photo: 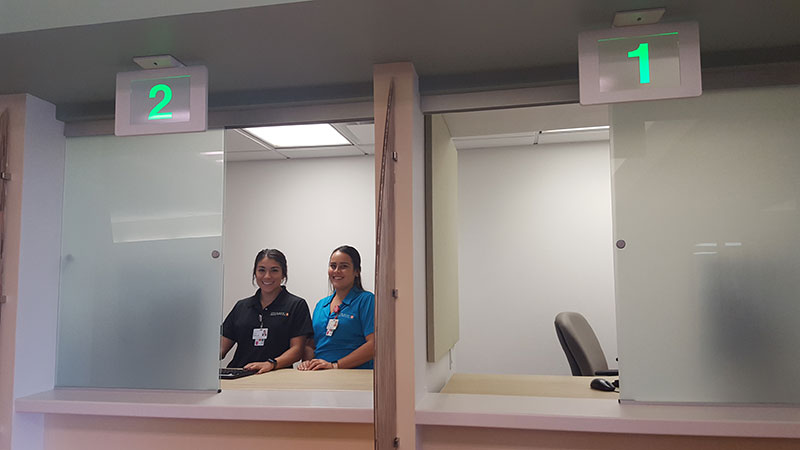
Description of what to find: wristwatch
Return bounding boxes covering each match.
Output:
[331,360,339,369]
[267,358,278,369]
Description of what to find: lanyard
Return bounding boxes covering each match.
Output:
[332,303,345,319]
[326,303,343,337]
[253,312,268,345]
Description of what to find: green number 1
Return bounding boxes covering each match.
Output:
[627,43,651,84]
[148,84,173,120]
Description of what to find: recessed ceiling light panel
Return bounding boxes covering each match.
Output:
[244,124,351,148]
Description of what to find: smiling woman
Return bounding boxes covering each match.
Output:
[299,245,376,370]
[220,248,313,373]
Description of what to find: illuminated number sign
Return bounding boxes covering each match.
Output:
[115,66,207,136]
[578,22,701,105]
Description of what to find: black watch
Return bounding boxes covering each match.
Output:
[267,358,278,369]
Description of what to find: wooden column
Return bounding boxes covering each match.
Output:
[373,63,421,450]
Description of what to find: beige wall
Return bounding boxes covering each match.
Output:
[44,416,373,450]
[426,115,460,363]
[39,417,800,450]
[418,426,799,450]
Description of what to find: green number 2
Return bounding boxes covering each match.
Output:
[148,84,173,120]
[627,43,651,84]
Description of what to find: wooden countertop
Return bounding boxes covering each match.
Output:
[221,368,374,391]
[440,373,618,399]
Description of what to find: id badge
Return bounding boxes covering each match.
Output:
[252,328,268,346]
[325,318,339,336]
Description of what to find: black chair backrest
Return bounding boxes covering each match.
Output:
[554,311,610,376]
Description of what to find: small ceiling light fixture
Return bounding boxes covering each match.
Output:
[540,125,610,134]
[133,54,185,70]
[612,7,666,27]
[244,124,351,148]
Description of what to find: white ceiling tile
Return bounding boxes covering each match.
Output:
[224,129,271,153]
[225,150,287,161]
[277,145,366,159]
[343,123,375,145]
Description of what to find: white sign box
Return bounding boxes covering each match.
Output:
[115,66,208,136]
[579,22,701,105]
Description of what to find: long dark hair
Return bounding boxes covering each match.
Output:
[252,248,288,285]
[331,245,363,291]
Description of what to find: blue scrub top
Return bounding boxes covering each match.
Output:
[311,287,375,369]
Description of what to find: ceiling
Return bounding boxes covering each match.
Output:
[2,0,800,121]
[444,103,609,150]
[226,103,608,161]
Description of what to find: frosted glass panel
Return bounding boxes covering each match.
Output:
[57,131,224,390]
[611,87,800,403]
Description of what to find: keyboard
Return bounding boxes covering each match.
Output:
[219,367,258,380]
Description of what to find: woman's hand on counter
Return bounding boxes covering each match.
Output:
[244,360,277,374]
[297,359,335,371]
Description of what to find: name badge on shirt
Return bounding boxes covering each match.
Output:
[326,318,339,337]
[253,328,268,346]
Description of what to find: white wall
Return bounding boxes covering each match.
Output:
[0,95,65,450]
[13,95,65,450]
[454,141,617,375]
[0,95,27,450]
[223,156,376,327]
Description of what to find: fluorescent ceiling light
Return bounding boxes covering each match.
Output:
[540,126,610,134]
[201,151,223,155]
[244,124,351,148]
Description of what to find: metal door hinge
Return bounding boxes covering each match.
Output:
[392,152,398,161]
[391,289,398,299]
[393,437,399,448]
[1,172,11,181]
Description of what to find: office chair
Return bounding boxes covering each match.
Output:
[554,311,618,376]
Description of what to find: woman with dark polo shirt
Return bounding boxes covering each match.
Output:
[298,245,375,370]
[220,249,313,373]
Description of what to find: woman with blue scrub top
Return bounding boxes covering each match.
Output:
[220,249,313,373]
[298,245,375,370]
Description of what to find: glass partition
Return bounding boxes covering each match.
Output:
[612,86,800,403]
[56,131,224,390]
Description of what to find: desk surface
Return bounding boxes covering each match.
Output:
[221,368,374,391]
[440,373,618,399]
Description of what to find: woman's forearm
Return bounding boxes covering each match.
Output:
[220,336,235,360]
[302,340,315,361]
[275,336,306,368]
[337,336,374,369]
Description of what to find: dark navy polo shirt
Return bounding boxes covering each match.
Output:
[222,287,313,368]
